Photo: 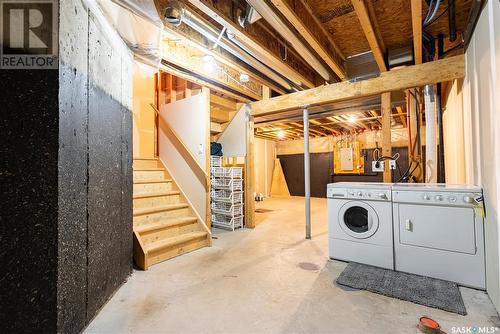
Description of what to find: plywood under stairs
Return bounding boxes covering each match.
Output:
[133,158,210,270]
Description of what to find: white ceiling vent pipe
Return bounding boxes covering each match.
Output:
[424,84,437,183]
[244,0,332,82]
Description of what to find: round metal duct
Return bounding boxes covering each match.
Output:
[164,0,183,26]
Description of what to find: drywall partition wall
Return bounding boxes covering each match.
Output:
[217,105,248,156]
[132,62,156,158]
[254,138,276,197]
[159,92,209,219]
[443,79,466,184]
[161,93,209,166]
[58,0,133,332]
[462,0,500,312]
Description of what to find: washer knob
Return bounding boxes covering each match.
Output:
[378,193,387,199]
[423,194,430,200]
[449,196,457,203]
[463,195,474,204]
[435,195,443,201]
[357,191,363,197]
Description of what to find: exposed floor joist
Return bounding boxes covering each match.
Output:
[271,0,346,80]
[411,0,423,64]
[187,0,316,88]
[351,0,387,72]
[251,55,465,116]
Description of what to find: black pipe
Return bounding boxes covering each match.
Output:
[448,0,457,41]
[436,34,446,183]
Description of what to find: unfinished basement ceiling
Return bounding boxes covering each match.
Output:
[153,0,472,139]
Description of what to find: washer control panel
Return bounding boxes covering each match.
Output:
[327,187,391,201]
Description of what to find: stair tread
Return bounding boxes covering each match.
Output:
[133,190,180,199]
[133,203,189,216]
[134,179,172,184]
[134,217,198,233]
[146,231,208,253]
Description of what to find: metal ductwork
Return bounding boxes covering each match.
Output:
[163,0,183,26]
[345,51,380,82]
[244,0,333,82]
[238,4,262,28]
[388,46,414,69]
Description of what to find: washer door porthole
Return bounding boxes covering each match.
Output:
[338,201,379,239]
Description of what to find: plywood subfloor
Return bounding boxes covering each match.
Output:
[85,197,499,333]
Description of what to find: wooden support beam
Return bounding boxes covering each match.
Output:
[210,94,237,111]
[210,106,232,123]
[250,55,465,116]
[270,0,346,80]
[411,0,423,64]
[210,122,223,134]
[396,106,407,127]
[188,0,315,88]
[381,92,392,182]
[245,114,256,228]
[262,86,271,100]
[351,0,387,72]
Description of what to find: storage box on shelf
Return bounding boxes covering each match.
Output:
[210,156,244,231]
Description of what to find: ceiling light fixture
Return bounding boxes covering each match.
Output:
[348,115,358,123]
[202,54,216,74]
[277,130,285,139]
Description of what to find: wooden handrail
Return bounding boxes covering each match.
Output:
[156,107,209,189]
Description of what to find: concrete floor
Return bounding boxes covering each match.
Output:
[86,197,499,334]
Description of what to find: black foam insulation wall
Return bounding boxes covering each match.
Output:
[0,69,60,333]
[2,1,133,333]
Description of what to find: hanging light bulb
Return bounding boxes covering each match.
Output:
[277,130,286,139]
[347,114,358,123]
[202,55,216,74]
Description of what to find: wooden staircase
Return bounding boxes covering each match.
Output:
[133,158,211,270]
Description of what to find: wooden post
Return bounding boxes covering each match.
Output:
[381,92,392,182]
[245,107,256,228]
[203,87,212,236]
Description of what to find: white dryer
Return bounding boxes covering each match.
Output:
[327,183,394,269]
[392,184,486,289]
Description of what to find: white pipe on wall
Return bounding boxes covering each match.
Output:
[424,84,438,183]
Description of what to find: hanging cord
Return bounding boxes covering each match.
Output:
[424,0,455,28]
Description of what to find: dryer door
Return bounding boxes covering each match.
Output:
[338,201,379,239]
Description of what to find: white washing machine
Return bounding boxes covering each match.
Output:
[392,184,486,289]
[327,182,394,269]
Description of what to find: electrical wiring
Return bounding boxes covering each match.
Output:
[424,0,455,28]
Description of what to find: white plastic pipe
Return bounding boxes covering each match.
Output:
[303,107,311,239]
[424,85,437,183]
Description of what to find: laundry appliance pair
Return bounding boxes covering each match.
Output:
[327,182,486,289]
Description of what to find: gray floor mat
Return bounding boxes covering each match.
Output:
[336,262,467,315]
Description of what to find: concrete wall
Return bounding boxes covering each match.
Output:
[461,0,500,312]
[133,62,156,158]
[1,0,133,332]
[58,1,133,332]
